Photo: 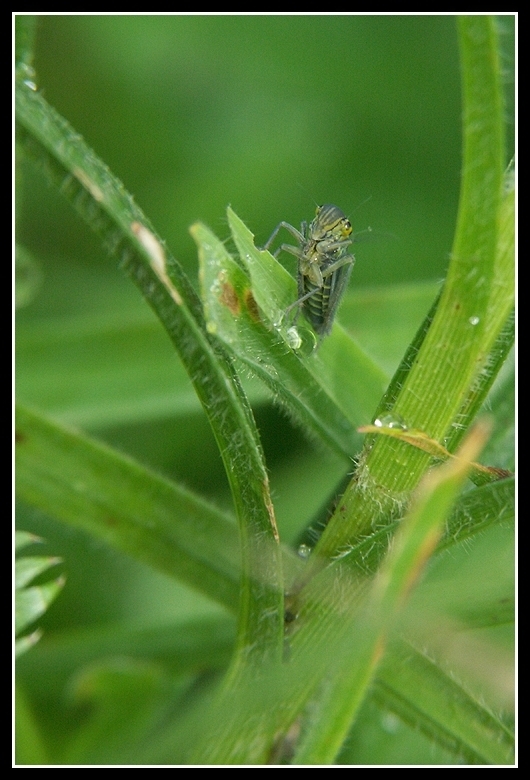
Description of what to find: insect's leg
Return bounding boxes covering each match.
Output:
[283,284,321,318]
[285,255,355,335]
[320,253,355,279]
[261,221,305,253]
[285,255,355,313]
[318,237,353,255]
[279,243,305,260]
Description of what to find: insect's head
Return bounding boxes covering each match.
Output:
[311,204,353,241]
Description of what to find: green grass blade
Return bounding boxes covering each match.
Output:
[16,81,284,668]
[374,641,514,765]
[186,424,506,764]
[15,403,241,610]
[292,425,491,764]
[308,15,513,565]
[338,475,514,580]
[15,531,65,656]
[15,16,513,765]
[440,474,514,550]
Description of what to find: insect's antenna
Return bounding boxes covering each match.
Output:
[296,183,319,209]
[347,195,373,221]
[354,226,373,239]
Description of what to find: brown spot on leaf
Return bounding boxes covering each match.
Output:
[244,289,261,322]
[219,281,240,316]
[263,477,280,542]
[486,467,513,481]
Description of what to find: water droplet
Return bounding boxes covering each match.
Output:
[18,63,37,90]
[285,326,302,350]
[290,324,317,356]
[281,323,317,355]
[374,413,408,431]
[469,315,480,326]
[297,544,312,559]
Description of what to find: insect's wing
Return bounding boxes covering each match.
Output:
[320,255,355,336]
[297,261,306,300]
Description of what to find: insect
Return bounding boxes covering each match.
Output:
[263,204,355,337]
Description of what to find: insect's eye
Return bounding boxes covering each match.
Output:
[342,220,352,236]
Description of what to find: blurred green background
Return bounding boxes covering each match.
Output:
[21,15,469,288]
[16,16,514,743]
